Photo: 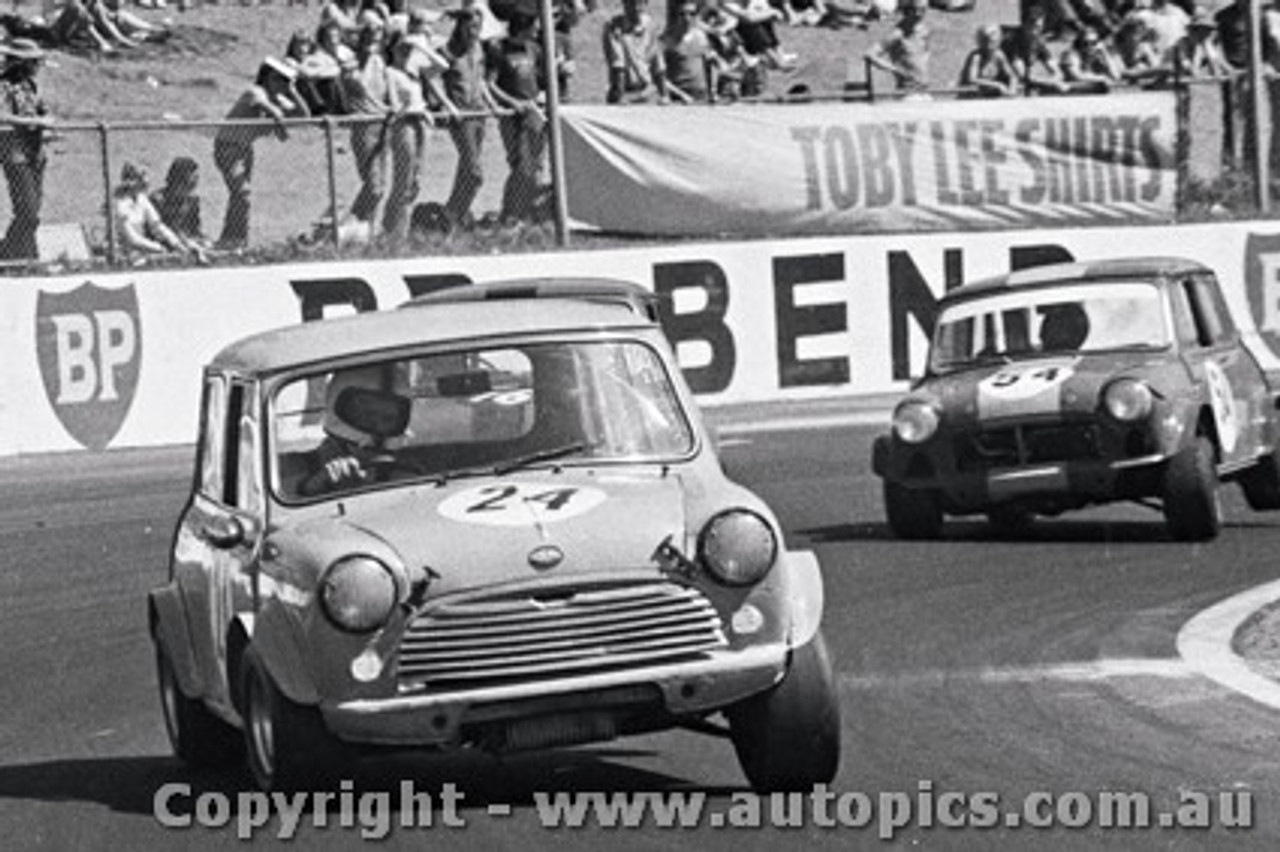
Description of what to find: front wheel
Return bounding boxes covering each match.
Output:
[727,631,841,793]
[156,646,242,769]
[1240,450,1280,510]
[1162,436,1222,541]
[241,646,348,791]
[883,481,943,539]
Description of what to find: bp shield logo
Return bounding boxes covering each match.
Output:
[36,282,142,451]
[1245,232,1280,359]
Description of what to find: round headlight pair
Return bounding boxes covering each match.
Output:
[1103,378,1154,422]
[320,556,399,633]
[699,510,778,586]
[893,400,941,444]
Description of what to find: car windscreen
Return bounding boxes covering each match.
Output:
[269,339,695,501]
[930,282,1169,373]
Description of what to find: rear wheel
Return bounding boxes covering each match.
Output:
[241,646,348,791]
[1162,436,1222,541]
[727,631,841,793]
[156,647,242,769]
[883,481,943,539]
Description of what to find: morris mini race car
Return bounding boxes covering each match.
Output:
[872,257,1280,541]
[149,290,839,792]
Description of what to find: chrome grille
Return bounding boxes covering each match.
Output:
[955,422,1100,471]
[397,580,727,690]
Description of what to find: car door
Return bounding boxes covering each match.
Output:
[1176,274,1267,468]
[171,373,264,711]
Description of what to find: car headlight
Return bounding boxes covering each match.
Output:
[1103,379,1153,422]
[698,509,778,586]
[893,400,941,444]
[319,555,399,633]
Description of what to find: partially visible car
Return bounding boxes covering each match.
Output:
[402,277,662,323]
[149,295,839,793]
[872,257,1280,541]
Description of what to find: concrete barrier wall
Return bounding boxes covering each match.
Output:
[6,221,1280,455]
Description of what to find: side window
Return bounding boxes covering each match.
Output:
[198,375,226,500]
[236,389,263,515]
[1184,276,1233,347]
[221,384,244,508]
[1168,284,1201,348]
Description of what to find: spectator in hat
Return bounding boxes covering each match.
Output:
[864,0,932,96]
[213,57,310,250]
[113,162,192,259]
[0,38,51,261]
[1179,8,1232,78]
[602,0,662,103]
[487,7,547,222]
[441,3,499,229]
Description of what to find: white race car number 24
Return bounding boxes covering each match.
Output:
[437,482,607,527]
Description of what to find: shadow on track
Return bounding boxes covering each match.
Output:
[796,518,1252,545]
[0,747,740,816]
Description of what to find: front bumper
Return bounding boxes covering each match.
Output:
[322,643,788,747]
[873,427,1172,514]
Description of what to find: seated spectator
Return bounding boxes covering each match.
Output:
[114,163,199,260]
[602,0,662,103]
[96,0,167,44]
[656,0,718,102]
[722,0,798,70]
[50,0,130,52]
[864,0,931,96]
[1059,23,1125,92]
[703,0,767,98]
[958,22,1017,96]
[150,156,208,253]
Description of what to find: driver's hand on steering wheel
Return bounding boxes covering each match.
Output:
[323,455,368,487]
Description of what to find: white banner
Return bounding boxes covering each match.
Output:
[4,220,1280,456]
[561,94,1177,236]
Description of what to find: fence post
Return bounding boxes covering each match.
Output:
[98,122,117,265]
[323,116,340,250]
[540,0,569,247]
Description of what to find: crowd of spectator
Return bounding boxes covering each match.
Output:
[0,0,1277,263]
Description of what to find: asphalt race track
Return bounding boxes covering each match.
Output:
[4,414,1280,850]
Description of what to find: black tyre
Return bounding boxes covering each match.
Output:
[727,631,841,793]
[986,505,1034,536]
[241,646,348,791]
[1162,436,1222,542]
[156,646,242,769]
[1240,451,1280,511]
[884,481,943,539]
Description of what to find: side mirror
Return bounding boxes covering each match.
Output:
[205,514,245,549]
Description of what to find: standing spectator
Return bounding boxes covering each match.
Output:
[313,17,358,113]
[656,0,718,102]
[1006,2,1068,93]
[1179,9,1232,78]
[1126,0,1188,68]
[213,58,310,250]
[320,0,362,47]
[0,38,51,261]
[381,33,434,241]
[602,0,662,103]
[342,20,394,233]
[552,0,585,99]
[958,22,1017,96]
[441,5,498,229]
[151,156,206,250]
[113,162,191,260]
[487,7,546,223]
[864,0,932,97]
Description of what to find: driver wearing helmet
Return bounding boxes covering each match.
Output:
[299,364,410,496]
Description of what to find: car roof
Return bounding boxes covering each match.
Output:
[944,257,1211,304]
[401,277,659,311]
[210,299,651,376]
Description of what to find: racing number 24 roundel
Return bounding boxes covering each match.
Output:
[437,482,608,527]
